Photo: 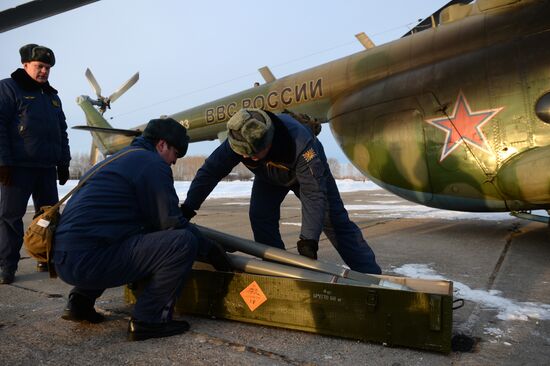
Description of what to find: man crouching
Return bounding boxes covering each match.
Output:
[53,118,228,341]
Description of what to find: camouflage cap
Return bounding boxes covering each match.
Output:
[226,108,274,156]
[19,44,56,66]
[142,118,189,158]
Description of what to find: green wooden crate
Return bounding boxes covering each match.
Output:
[126,269,453,353]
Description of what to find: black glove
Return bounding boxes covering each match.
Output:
[57,165,70,185]
[0,165,12,186]
[180,203,197,221]
[205,241,233,272]
[297,239,318,260]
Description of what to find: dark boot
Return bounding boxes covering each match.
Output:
[127,318,190,341]
[0,268,15,284]
[61,293,105,323]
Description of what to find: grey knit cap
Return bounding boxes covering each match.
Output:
[226,109,274,156]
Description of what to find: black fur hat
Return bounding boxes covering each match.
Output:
[142,118,189,158]
[19,44,56,66]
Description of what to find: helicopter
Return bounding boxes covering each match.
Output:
[74,0,550,222]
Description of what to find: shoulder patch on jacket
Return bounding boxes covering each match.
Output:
[302,148,316,162]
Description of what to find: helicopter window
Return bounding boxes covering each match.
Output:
[535,92,550,124]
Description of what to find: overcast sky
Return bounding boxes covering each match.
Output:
[0,0,445,161]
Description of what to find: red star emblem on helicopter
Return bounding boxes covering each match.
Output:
[425,91,503,162]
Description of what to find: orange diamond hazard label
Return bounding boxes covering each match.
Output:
[240,281,267,312]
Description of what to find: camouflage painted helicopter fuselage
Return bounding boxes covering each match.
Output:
[79,0,550,213]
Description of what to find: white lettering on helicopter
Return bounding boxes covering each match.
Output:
[205,78,323,124]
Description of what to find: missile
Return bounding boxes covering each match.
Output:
[196,225,410,290]
[229,254,357,285]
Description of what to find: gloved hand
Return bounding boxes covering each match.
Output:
[205,241,233,272]
[297,239,318,260]
[180,203,197,221]
[57,165,70,185]
[0,166,12,186]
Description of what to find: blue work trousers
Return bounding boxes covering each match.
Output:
[54,229,198,323]
[249,176,381,274]
[0,167,58,272]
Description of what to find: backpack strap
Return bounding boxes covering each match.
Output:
[51,148,146,211]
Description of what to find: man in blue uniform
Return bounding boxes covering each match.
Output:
[182,108,381,274]
[0,44,71,284]
[54,118,230,341]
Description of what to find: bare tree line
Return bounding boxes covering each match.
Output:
[69,153,366,181]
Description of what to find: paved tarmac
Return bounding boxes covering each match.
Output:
[1,186,550,365]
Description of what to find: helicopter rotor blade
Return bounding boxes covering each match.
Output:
[84,68,102,98]
[108,72,139,103]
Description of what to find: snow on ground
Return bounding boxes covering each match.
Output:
[54,179,536,221]
[345,204,517,221]
[393,264,550,321]
[57,179,378,200]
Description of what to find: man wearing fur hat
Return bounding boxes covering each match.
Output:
[0,44,71,284]
[182,108,381,274]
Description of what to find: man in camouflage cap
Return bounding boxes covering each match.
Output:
[225,108,274,159]
[0,44,70,284]
[182,108,381,274]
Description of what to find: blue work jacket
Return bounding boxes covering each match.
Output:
[184,112,332,241]
[55,137,187,251]
[0,68,70,168]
